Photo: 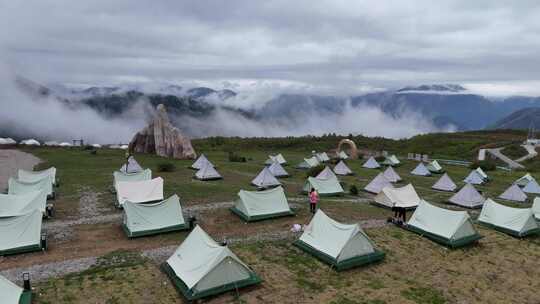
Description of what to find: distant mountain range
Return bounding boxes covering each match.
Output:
[490,107,540,130]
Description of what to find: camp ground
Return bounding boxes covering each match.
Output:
[0,274,32,304]
[316,166,338,180]
[162,226,261,301]
[333,160,353,176]
[477,199,540,237]
[448,183,485,208]
[8,176,54,199]
[294,210,385,271]
[231,186,294,221]
[251,167,281,189]
[522,179,540,194]
[119,156,143,173]
[382,166,401,183]
[113,168,152,192]
[498,184,527,202]
[463,170,485,185]
[264,153,287,165]
[426,160,444,173]
[18,167,57,186]
[296,156,320,169]
[432,173,457,192]
[362,156,380,169]
[123,194,189,238]
[116,177,164,207]
[0,190,47,217]
[267,161,289,177]
[303,176,344,196]
[382,154,400,166]
[405,200,482,248]
[0,210,44,255]
[364,173,393,194]
[190,154,214,170]
[194,162,222,180]
[373,184,421,209]
[514,173,535,187]
[410,162,431,176]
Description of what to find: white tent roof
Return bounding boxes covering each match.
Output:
[265,154,287,165]
[267,161,289,177]
[498,184,527,202]
[20,139,40,146]
[476,167,489,180]
[0,138,16,145]
[533,197,540,220]
[0,209,42,252]
[191,154,214,170]
[427,160,443,172]
[299,210,376,262]
[408,200,478,241]
[123,194,185,235]
[113,169,152,190]
[0,275,23,304]
[410,163,431,176]
[338,151,349,160]
[251,167,281,188]
[523,179,540,194]
[316,166,338,180]
[195,162,222,180]
[120,156,143,173]
[514,173,535,187]
[448,183,485,208]
[166,226,254,290]
[18,167,56,186]
[8,176,53,197]
[315,152,330,162]
[116,177,164,206]
[362,157,380,169]
[383,166,401,183]
[303,176,344,195]
[374,184,420,208]
[432,173,457,192]
[235,186,291,218]
[297,157,320,169]
[0,190,47,217]
[463,170,485,185]
[333,161,353,176]
[383,155,400,166]
[364,173,393,194]
[479,199,539,236]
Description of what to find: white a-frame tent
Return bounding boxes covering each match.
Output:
[478,198,539,237]
[303,176,344,196]
[410,163,431,176]
[448,183,485,208]
[0,190,47,217]
[383,166,401,183]
[297,157,320,169]
[463,170,485,185]
[191,154,214,170]
[8,176,54,198]
[373,184,420,209]
[333,161,353,176]
[116,177,164,207]
[194,162,222,181]
[338,150,349,160]
[364,173,393,194]
[119,156,143,173]
[315,152,330,163]
[316,166,338,180]
[265,154,287,165]
[514,173,535,187]
[432,173,457,192]
[18,167,57,186]
[0,274,31,304]
[162,226,261,301]
[123,194,188,238]
[523,179,540,194]
[498,184,527,202]
[362,157,380,169]
[426,160,444,173]
[231,186,294,222]
[113,169,152,192]
[251,167,281,189]
[294,210,385,271]
[267,161,289,177]
[0,209,44,255]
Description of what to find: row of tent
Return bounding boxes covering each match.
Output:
[0,137,107,149]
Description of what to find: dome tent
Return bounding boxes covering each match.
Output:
[297,157,320,169]
[116,177,164,207]
[383,166,401,183]
[267,161,289,177]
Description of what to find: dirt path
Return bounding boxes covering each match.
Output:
[0,149,42,191]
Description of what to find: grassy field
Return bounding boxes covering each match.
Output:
[4,131,540,304]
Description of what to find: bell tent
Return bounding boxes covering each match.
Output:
[515,173,535,187]
[316,166,338,180]
[8,177,54,198]
[463,170,485,185]
[191,154,214,170]
[315,152,330,163]
[0,191,47,217]
[293,210,385,271]
[523,179,540,194]
[448,184,485,208]
[478,199,539,237]
[265,154,287,165]
[297,157,320,169]
[362,157,380,169]
[251,167,281,189]
[194,162,222,181]
[382,155,400,166]
[267,161,289,177]
[303,177,344,196]
[333,161,353,176]
[373,184,421,209]
[0,209,44,255]
[364,173,393,194]
[498,184,527,202]
[0,274,32,304]
[426,160,444,173]
[116,177,164,207]
[475,167,489,181]
[432,173,457,192]
[231,186,294,221]
[119,156,143,173]
[410,163,431,176]
[383,166,401,183]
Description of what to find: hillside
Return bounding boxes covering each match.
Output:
[490,107,540,130]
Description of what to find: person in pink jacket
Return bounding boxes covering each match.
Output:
[309,188,319,214]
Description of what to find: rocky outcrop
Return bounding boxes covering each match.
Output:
[129,104,196,159]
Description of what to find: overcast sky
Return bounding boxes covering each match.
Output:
[1,0,540,96]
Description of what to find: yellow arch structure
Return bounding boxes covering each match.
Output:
[338,139,358,159]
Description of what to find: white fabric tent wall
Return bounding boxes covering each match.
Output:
[432,173,457,192]
[362,157,380,169]
[383,166,401,183]
[18,167,56,186]
[364,173,393,194]
[8,177,53,197]
[116,177,164,206]
[195,162,222,180]
[0,209,43,253]
[498,184,527,202]
[333,161,353,176]
[113,169,152,191]
[478,199,539,236]
[448,184,485,208]
[251,167,281,188]
[235,187,291,218]
[463,170,485,185]
[523,179,540,194]
[0,190,47,217]
[267,162,289,177]
[533,198,540,220]
[427,160,443,172]
[316,166,338,180]
[476,167,489,180]
[191,154,214,170]
[0,274,23,304]
[123,194,185,235]
[410,163,431,176]
[373,184,420,208]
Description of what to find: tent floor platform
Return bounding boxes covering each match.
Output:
[160,262,262,301]
[403,224,483,249]
[477,221,540,238]
[230,207,295,222]
[122,223,190,238]
[0,243,44,256]
[293,240,385,271]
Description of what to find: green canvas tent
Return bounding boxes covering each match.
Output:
[514,173,535,187]
[533,198,540,220]
[8,177,53,198]
[498,184,527,202]
[362,156,380,169]
[251,167,281,189]
[191,154,214,170]
[406,200,482,248]
[264,154,287,165]
[119,156,143,173]
[296,157,320,169]
[18,167,57,186]
[426,160,444,173]
[116,177,164,207]
[162,225,261,301]
[113,169,152,192]
[432,173,457,192]
[303,176,344,196]
[338,151,349,160]
[448,183,485,208]
[383,166,401,183]
[123,194,188,238]
[373,184,420,209]
[478,199,539,237]
[364,173,393,194]
[382,155,400,166]
[0,190,47,217]
[0,274,31,304]
[333,161,353,176]
[0,210,44,255]
[231,186,294,221]
[410,163,431,176]
[294,210,385,271]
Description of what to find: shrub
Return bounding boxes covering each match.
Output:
[228,151,246,162]
[157,162,176,172]
[349,185,359,195]
[470,160,496,171]
[306,165,325,178]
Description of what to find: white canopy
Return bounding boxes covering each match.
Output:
[113,169,152,191]
[234,186,292,219]
[478,198,539,236]
[123,194,185,237]
[119,156,143,173]
[448,183,485,208]
[267,161,289,177]
[303,176,344,196]
[298,210,376,262]
[463,170,485,185]
[191,154,214,170]
[523,179,540,194]
[316,166,338,180]
[364,173,393,194]
[374,184,420,208]
[0,275,23,304]
[8,176,53,197]
[383,166,401,183]
[333,161,353,176]
[116,177,164,206]
[0,209,43,254]
[18,167,57,186]
[297,157,320,169]
[362,157,380,169]
[194,162,222,180]
[533,197,540,220]
[432,173,457,192]
[514,173,535,187]
[498,184,527,202]
[166,226,255,292]
[0,190,47,217]
[251,167,281,189]
[410,163,431,176]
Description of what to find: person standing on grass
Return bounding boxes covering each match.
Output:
[309,187,319,214]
